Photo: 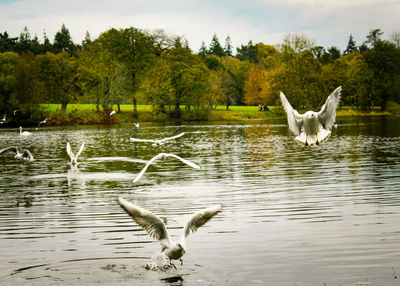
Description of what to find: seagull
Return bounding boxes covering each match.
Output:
[118,197,222,268]
[66,142,85,165]
[133,123,140,128]
[0,146,34,162]
[19,126,32,136]
[109,110,116,116]
[280,86,342,146]
[130,132,185,147]
[37,118,49,128]
[133,153,200,183]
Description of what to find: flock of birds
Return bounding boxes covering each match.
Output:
[0,87,342,268]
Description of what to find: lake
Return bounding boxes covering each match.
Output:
[1,116,400,286]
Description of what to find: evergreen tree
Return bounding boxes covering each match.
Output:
[53,24,75,54]
[199,40,208,58]
[82,31,91,47]
[224,35,233,56]
[209,34,225,57]
[327,46,341,60]
[344,34,358,54]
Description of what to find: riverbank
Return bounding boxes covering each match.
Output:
[35,103,398,126]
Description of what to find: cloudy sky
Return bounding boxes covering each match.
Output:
[1,0,399,52]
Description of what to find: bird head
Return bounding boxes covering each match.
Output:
[176,243,185,254]
[305,111,317,120]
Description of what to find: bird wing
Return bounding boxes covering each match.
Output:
[75,142,85,160]
[164,153,200,169]
[180,204,222,246]
[0,146,18,155]
[22,149,34,161]
[118,197,172,251]
[159,132,185,143]
[318,86,342,130]
[130,137,157,143]
[132,154,162,183]
[66,142,75,161]
[280,91,304,135]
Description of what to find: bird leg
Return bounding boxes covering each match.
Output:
[180,258,183,266]
[169,260,177,270]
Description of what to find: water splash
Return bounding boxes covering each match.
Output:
[145,253,172,271]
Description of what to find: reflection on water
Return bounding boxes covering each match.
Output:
[0,117,400,285]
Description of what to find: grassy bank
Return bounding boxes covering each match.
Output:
[39,103,396,125]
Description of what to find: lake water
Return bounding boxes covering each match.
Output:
[0,116,400,286]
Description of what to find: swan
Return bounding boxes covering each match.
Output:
[0,146,34,161]
[118,197,222,268]
[133,152,200,183]
[66,142,85,165]
[280,86,342,146]
[130,132,185,147]
[109,110,116,116]
[19,126,32,136]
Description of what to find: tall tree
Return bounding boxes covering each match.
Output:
[36,51,80,113]
[344,34,358,54]
[224,35,233,57]
[53,24,75,54]
[209,34,225,57]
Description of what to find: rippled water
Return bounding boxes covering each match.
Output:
[1,117,400,285]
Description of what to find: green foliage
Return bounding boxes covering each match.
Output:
[1,25,400,126]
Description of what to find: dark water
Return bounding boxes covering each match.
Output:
[0,116,400,286]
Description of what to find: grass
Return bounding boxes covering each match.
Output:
[39,103,395,125]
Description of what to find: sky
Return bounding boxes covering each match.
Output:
[1,0,399,52]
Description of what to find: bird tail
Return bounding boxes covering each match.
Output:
[295,129,331,146]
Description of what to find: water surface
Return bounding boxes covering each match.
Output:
[1,116,399,285]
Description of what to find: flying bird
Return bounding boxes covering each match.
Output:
[37,118,49,128]
[133,152,200,183]
[66,142,85,165]
[0,146,34,162]
[19,126,32,136]
[130,132,185,147]
[118,197,222,268]
[280,86,342,146]
[133,123,140,128]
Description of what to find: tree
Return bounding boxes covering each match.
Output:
[0,31,18,52]
[53,24,75,54]
[36,51,80,113]
[244,64,272,105]
[364,28,384,47]
[224,35,233,56]
[344,34,358,54]
[236,41,257,63]
[209,34,225,57]
[327,46,341,60]
[363,39,400,110]
[79,41,130,112]
[390,30,400,48]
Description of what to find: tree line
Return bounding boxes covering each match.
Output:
[1,24,400,124]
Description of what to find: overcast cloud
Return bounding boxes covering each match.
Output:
[1,0,399,52]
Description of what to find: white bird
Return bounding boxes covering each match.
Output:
[66,142,85,165]
[19,126,32,136]
[0,146,34,162]
[0,114,6,124]
[118,197,222,268]
[130,132,185,147]
[133,152,200,183]
[13,109,19,116]
[133,123,140,128]
[109,110,116,116]
[37,118,49,128]
[280,86,342,146]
